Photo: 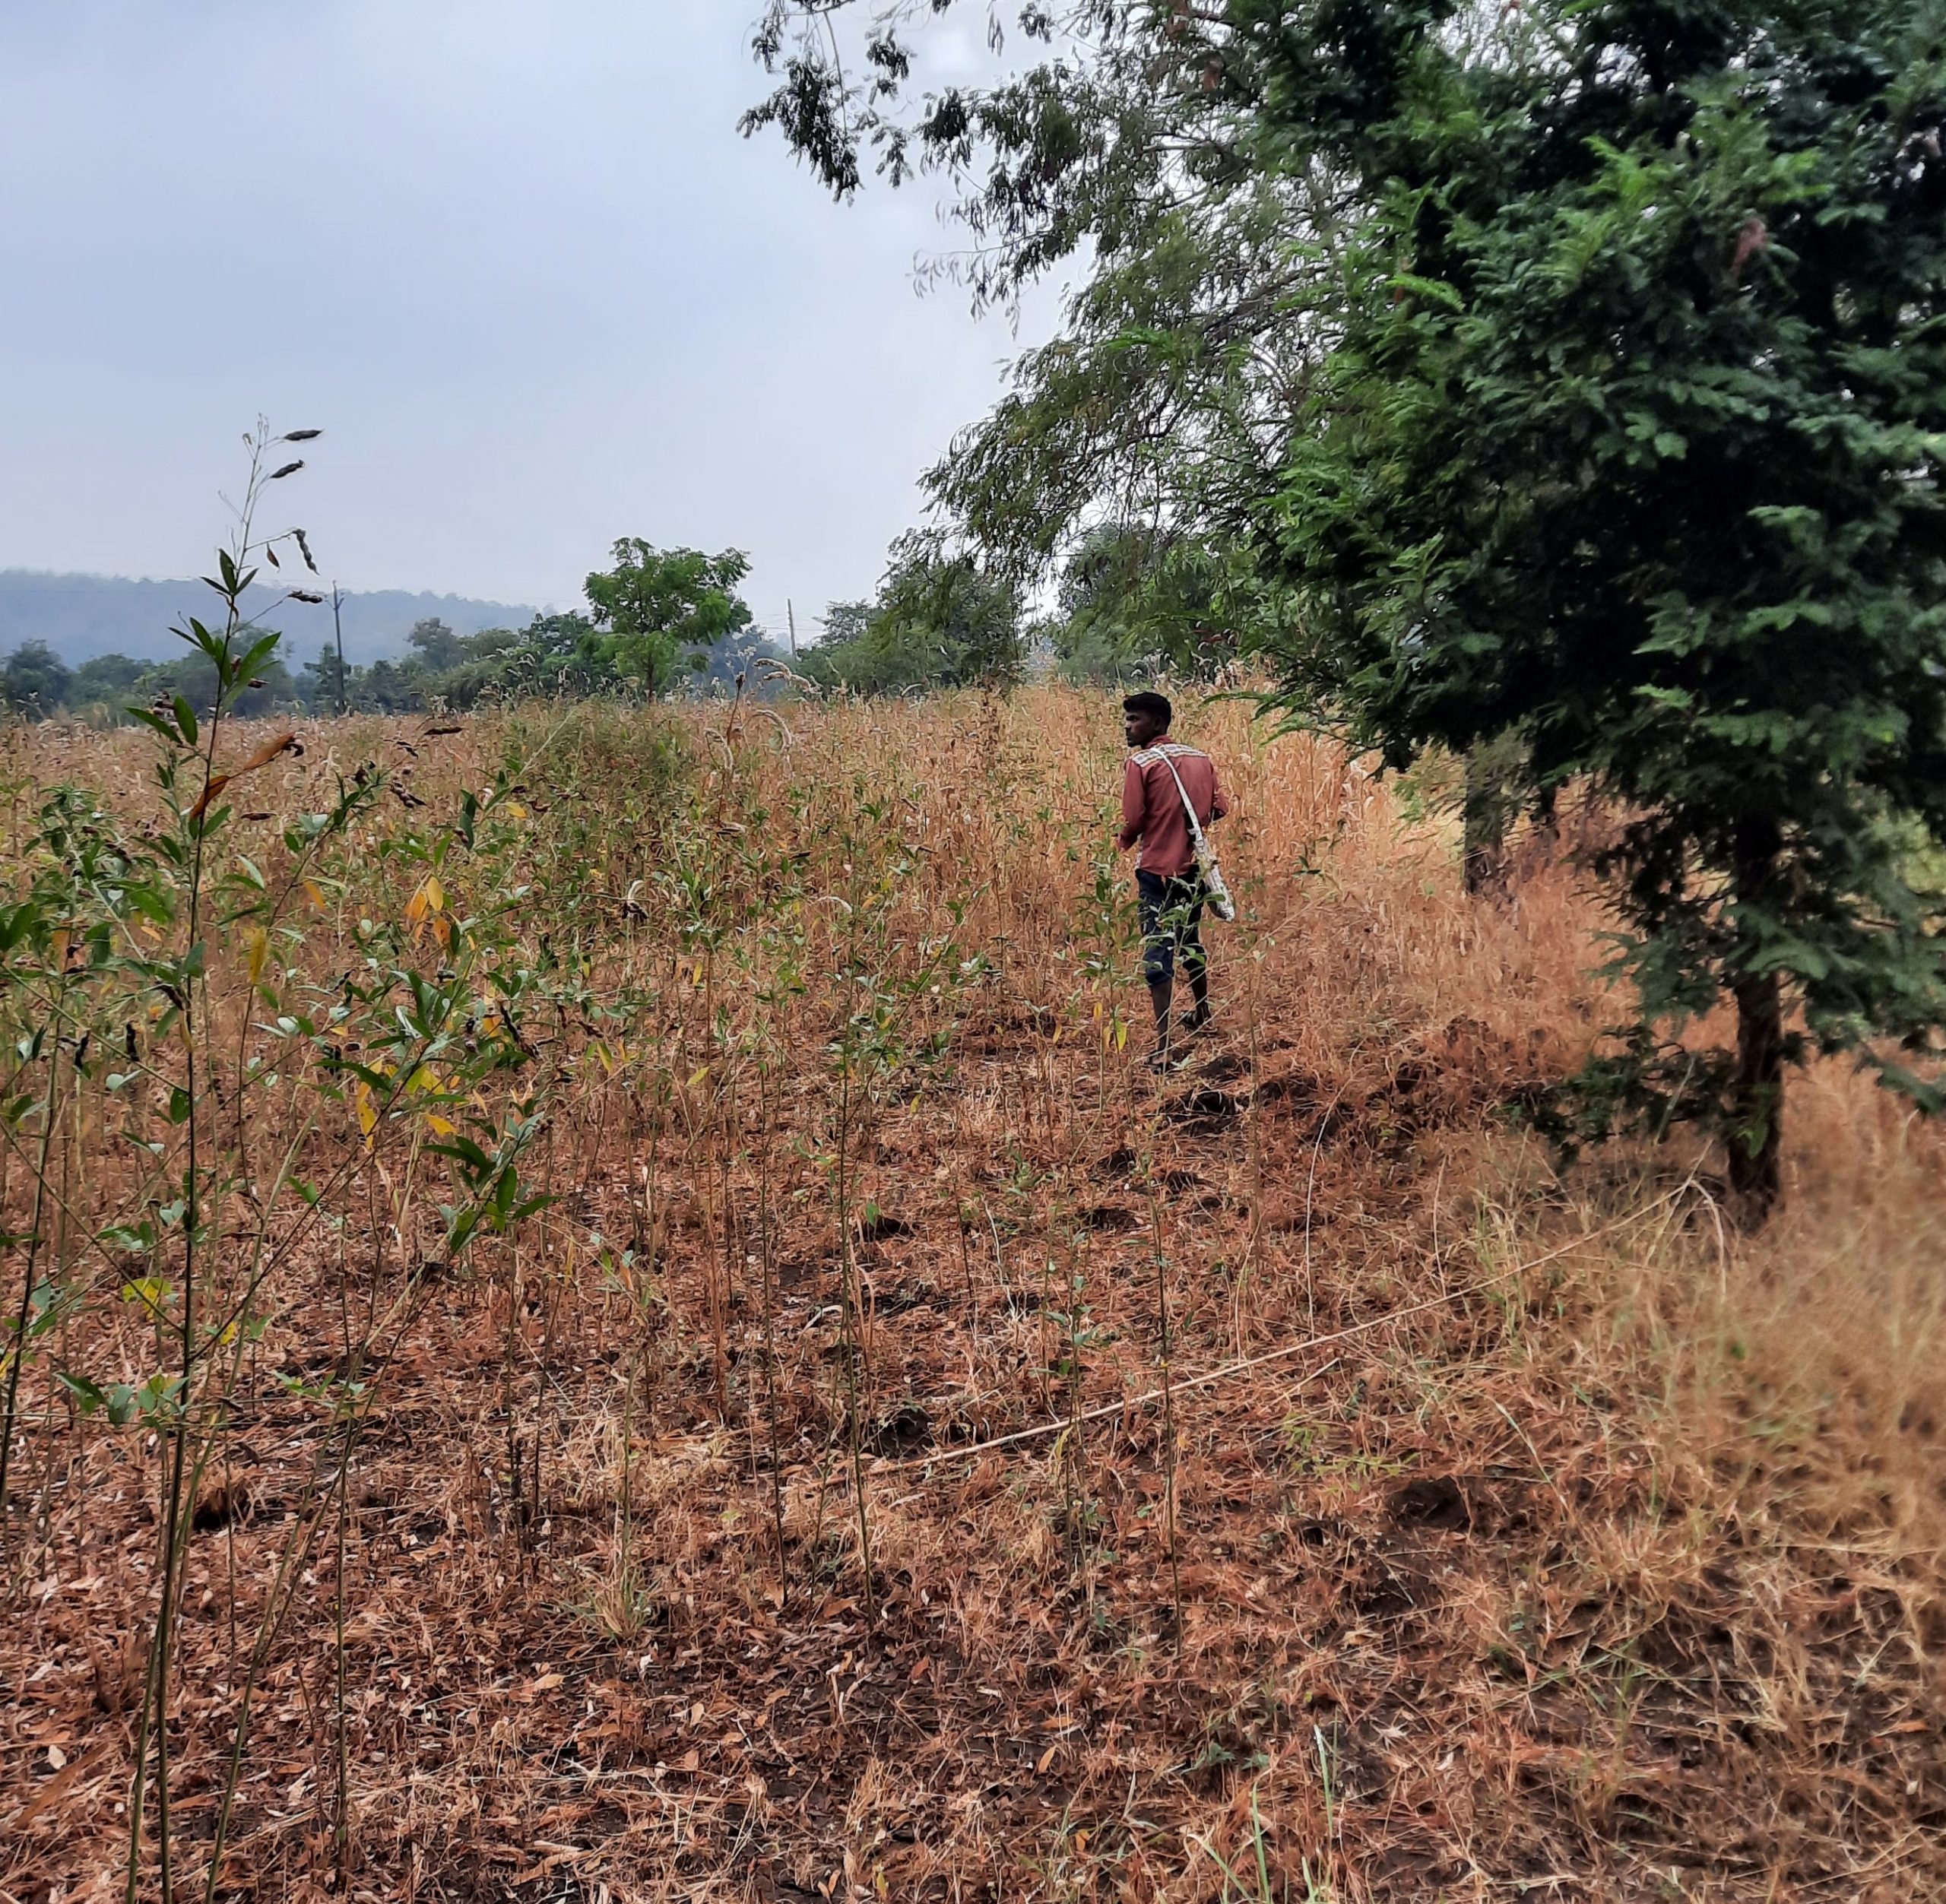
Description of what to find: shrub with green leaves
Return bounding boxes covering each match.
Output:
[1250,0,1946,1215]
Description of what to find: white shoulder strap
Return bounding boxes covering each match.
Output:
[1152,746,1207,844]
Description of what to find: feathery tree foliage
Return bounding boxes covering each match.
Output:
[1051,523,1238,682]
[803,540,1025,693]
[746,0,1325,606]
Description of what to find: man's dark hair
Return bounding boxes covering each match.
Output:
[1123,690,1171,729]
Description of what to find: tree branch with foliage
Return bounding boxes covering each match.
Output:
[746,0,1946,1221]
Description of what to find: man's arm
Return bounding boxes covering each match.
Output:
[1118,758,1145,851]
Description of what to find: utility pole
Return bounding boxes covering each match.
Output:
[331,583,347,718]
[787,598,798,661]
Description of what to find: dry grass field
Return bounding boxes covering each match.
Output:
[0,687,1941,1902]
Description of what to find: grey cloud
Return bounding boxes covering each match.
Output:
[0,0,1058,644]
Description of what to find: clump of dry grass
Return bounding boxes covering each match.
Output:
[0,687,1940,1903]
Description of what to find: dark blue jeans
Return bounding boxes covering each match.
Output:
[1137,870,1206,985]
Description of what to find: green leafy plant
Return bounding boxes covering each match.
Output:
[1258,0,1946,1218]
[584,539,756,697]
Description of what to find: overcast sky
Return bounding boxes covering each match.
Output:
[0,1,1061,639]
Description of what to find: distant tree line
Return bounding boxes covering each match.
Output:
[2,524,1246,721]
[799,526,1258,696]
[0,540,788,721]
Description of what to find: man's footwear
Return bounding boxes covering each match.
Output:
[1183,1005,1213,1038]
[1146,1046,1181,1074]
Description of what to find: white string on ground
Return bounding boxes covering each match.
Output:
[870,1184,1691,1497]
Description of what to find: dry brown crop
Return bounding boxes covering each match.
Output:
[1,687,1940,1903]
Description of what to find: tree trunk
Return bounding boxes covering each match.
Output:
[1462,749,1510,895]
[1727,966,1783,1227]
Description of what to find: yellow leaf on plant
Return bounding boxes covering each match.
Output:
[423,875,445,912]
[303,879,326,911]
[686,1065,709,1090]
[246,927,268,987]
[426,1114,455,1139]
[506,801,528,820]
[356,1082,378,1141]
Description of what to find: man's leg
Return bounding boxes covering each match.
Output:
[1148,974,1174,1057]
[1177,880,1211,1031]
[1137,871,1177,1069]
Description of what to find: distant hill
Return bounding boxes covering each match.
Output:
[0,571,541,667]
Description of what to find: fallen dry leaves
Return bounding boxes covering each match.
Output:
[1,693,1941,1903]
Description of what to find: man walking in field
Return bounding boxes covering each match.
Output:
[1118,690,1228,1071]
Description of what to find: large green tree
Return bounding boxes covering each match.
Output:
[748,0,1946,1220]
[583,540,755,696]
[1243,0,1946,1218]
[69,652,145,713]
[748,3,1320,600]
[1,641,74,714]
[1051,522,1242,683]
[404,616,469,673]
[803,540,1024,694]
